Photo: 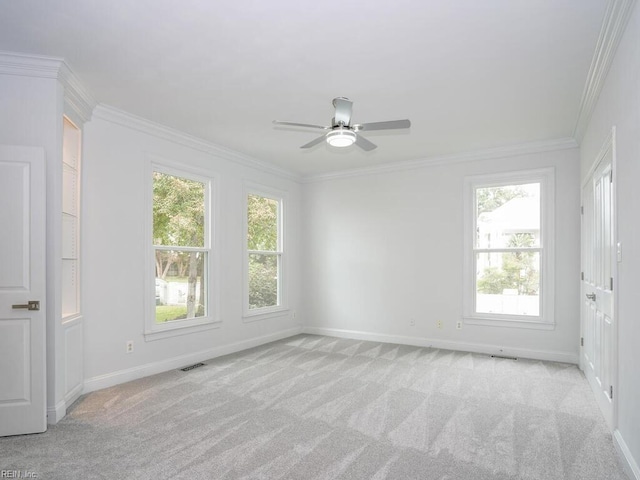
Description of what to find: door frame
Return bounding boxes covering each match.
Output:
[580,126,618,430]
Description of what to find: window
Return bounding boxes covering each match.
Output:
[463,169,554,328]
[245,188,285,317]
[146,162,216,338]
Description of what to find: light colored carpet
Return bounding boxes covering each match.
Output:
[1,335,629,479]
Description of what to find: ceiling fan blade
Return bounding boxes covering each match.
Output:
[355,119,411,131]
[333,97,353,126]
[355,135,377,151]
[300,135,327,149]
[273,120,330,130]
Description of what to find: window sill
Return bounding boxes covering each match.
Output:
[464,316,555,330]
[144,318,221,342]
[243,306,289,323]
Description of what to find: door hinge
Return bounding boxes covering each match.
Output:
[581,272,584,281]
[610,385,613,399]
[581,205,584,215]
[581,337,584,347]
[610,277,614,291]
[610,170,613,183]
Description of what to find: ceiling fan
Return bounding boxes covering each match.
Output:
[273,97,411,151]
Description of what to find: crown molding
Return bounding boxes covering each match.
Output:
[0,50,62,78]
[573,0,636,143]
[58,63,97,125]
[0,51,96,125]
[302,137,578,183]
[93,104,301,182]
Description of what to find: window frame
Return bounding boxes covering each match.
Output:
[243,183,288,320]
[463,168,555,329]
[144,158,220,341]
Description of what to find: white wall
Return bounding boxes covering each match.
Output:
[302,148,581,362]
[580,2,640,476]
[81,108,302,389]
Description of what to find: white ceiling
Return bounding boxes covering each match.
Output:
[0,0,607,176]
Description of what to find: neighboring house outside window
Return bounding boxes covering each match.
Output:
[463,168,555,329]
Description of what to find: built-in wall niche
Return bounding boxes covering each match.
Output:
[62,117,81,320]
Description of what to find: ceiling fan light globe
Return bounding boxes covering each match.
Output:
[326,129,356,148]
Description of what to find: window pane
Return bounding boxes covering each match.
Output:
[155,250,206,323]
[153,171,205,247]
[476,251,540,316]
[247,194,278,251]
[476,183,540,248]
[248,253,278,309]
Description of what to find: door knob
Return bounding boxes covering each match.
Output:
[12,300,40,311]
[586,293,596,301]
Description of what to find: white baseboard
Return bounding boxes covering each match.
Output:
[47,399,66,425]
[83,327,303,394]
[302,326,579,364]
[614,429,640,480]
[47,383,84,425]
[65,383,83,406]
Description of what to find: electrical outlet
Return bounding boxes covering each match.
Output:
[410,319,415,326]
[126,341,134,354]
[456,321,462,330]
[437,320,443,329]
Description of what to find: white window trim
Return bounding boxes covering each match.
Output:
[243,182,288,321]
[144,156,220,341]
[463,167,555,329]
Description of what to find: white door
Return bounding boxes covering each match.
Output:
[581,136,616,429]
[0,145,47,436]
